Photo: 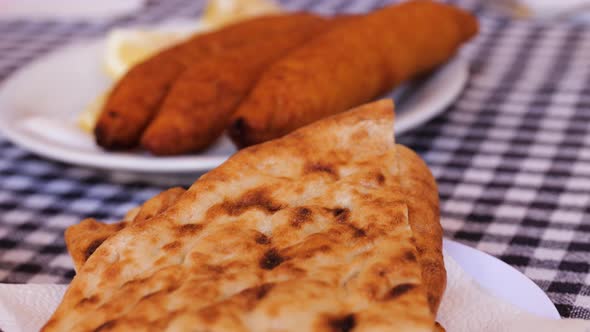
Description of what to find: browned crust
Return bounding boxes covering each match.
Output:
[95,13,325,150]
[65,219,127,272]
[65,187,185,271]
[140,17,332,155]
[434,322,446,332]
[229,0,478,147]
[396,145,446,313]
[132,187,186,225]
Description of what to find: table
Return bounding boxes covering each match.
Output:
[0,0,589,319]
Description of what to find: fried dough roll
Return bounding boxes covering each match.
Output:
[140,17,332,155]
[229,0,478,147]
[94,13,324,150]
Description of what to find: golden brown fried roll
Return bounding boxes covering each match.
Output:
[229,0,479,147]
[94,13,324,150]
[140,16,332,155]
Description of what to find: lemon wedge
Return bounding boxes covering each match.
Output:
[203,0,282,27]
[103,28,196,80]
[78,91,107,133]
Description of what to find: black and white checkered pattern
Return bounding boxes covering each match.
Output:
[0,0,589,319]
[399,15,590,318]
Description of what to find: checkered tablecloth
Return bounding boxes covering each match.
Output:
[0,0,589,320]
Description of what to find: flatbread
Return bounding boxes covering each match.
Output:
[396,145,445,313]
[434,322,446,332]
[44,99,443,332]
[65,187,185,272]
[66,149,445,315]
[65,219,127,273]
[66,152,445,311]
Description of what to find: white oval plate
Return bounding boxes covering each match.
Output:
[444,239,559,318]
[0,38,468,173]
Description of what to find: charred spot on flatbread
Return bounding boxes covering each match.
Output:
[327,314,356,332]
[259,249,285,270]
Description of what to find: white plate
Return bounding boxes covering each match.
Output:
[0,37,468,173]
[444,239,559,318]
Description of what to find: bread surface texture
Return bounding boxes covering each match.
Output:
[46,99,442,332]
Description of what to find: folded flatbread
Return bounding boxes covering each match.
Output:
[47,99,444,332]
[65,187,185,272]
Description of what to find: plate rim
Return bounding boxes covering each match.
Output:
[444,238,560,319]
[394,57,468,135]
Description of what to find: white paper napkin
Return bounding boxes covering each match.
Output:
[0,284,65,332]
[0,0,145,21]
[1,254,589,332]
[437,255,590,332]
